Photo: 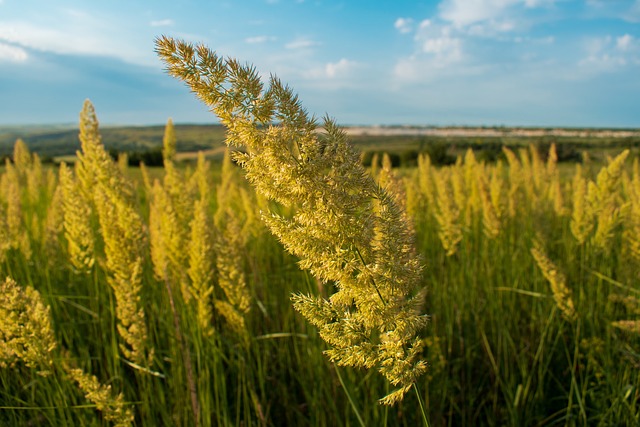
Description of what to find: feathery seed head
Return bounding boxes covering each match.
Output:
[68,367,134,427]
[0,277,57,375]
[611,320,640,335]
[188,197,216,337]
[157,36,428,403]
[433,169,463,255]
[59,162,95,272]
[12,139,32,176]
[163,118,177,163]
[530,240,576,322]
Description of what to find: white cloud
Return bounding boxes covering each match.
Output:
[245,35,276,44]
[513,35,554,44]
[0,22,73,53]
[585,0,640,22]
[393,57,421,81]
[579,52,626,72]
[617,34,633,51]
[423,35,462,58]
[392,54,487,83]
[438,0,553,31]
[0,15,152,66]
[578,34,639,74]
[392,0,566,84]
[415,21,463,64]
[392,17,470,84]
[285,38,320,50]
[465,19,516,37]
[325,58,356,78]
[0,41,27,62]
[303,58,359,81]
[420,19,431,28]
[439,0,518,27]
[394,18,414,34]
[150,19,174,27]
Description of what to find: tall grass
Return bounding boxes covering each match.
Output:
[1,42,639,425]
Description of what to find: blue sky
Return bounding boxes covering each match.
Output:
[0,0,639,127]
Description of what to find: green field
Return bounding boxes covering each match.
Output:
[0,124,228,161]
[3,115,640,426]
[3,122,640,166]
[1,38,640,427]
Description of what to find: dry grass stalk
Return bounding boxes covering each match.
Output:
[570,165,593,245]
[0,277,56,375]
[59,162,95,272]
[156,36,428,405]
[75,100,153,366]
[68,368,134,427]
[530,240,576,322]
[433,169,463,256]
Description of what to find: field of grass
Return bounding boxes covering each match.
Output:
[0,124,228,160]
[2,110,640,427]
[2,38,640,427]
[3,122,640,168]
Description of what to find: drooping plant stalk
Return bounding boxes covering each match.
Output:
[156,36,429,405]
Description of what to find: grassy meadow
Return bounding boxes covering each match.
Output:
[2,117,640,426]
[2,39,640,426]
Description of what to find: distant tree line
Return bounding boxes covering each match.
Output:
[108,148,164,167]
[361,137,585,168]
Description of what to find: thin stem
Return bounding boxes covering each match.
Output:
[335,365,366,427]
[413,383,431,427]
[164,276,200,427]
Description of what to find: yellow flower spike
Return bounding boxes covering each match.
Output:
[12,138,32,174]
[589,150,629,251]
[530,240,576,322]
[157,36,428,404]
[0,277,57,375]
[73,100,153,366]
[188,197,216,337]
[417,153,436,212]
[433,169,463,256]
[570,164,593,245]
[162,118,177,163]
[67,368,134,427]
[59,162,95,272]
[502,146,522,218]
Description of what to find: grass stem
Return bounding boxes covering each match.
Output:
[335,366,366,427]
[413,383,431,427]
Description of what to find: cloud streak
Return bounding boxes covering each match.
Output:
[0,41,27,62]
[325,58,357,78]
[0,8,157,67]
[245,35,276,44]
[416,21,463,63]
[392,0,603,84]
[394,18,414,34]
[439,0,519,27]
[578,33,639,75]
[285,37,320,50]
[150,19,174,27]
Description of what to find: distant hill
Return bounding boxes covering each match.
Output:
[0,124,228,158]
[2,123,639,162]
